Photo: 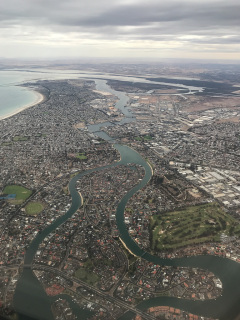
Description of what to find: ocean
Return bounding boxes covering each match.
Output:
[0,69,83,119]
[0,70,40,119]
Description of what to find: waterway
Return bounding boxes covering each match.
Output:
[0,68,203,120]
[12,77,240,320]
[88,79,135,141]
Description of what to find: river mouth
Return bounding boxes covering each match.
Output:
[13,78,240,320]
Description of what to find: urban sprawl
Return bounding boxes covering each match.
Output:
[0,64,240,320]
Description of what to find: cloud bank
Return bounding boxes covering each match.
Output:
[0,0,239,60]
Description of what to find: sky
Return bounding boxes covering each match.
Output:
[0,0,240,61]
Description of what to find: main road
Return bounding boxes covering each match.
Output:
[31,264,156,320]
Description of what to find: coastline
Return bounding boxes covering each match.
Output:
[0,90,45,121]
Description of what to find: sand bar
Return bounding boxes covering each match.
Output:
[119,237,137,257]
[92,90,112,96]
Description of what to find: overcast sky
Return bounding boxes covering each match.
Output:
[0,0,240,61]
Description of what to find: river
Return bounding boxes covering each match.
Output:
[0,68,203,120]
[13,78,240,320]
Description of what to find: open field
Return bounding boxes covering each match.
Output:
[150,203,240,250]
[134,135,153,142]
[25,202,44,215]
[183,95,240,113]
[74,268,99,285]
[3,185,32,203]
[1,142,12,146]
[13,135,29,142]
[76,152,87,160]
[74,259,99,286]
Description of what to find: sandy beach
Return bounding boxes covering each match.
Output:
[0,90,45,121]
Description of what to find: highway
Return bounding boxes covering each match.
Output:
[31,264,156,320]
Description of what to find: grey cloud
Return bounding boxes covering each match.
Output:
[0,0,239,46]
[1,0,239,26]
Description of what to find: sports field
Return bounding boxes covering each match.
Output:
[25,202,44,215]
[3,185,32,204]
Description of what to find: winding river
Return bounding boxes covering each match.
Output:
[13,80,240,320]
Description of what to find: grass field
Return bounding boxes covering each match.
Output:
[74,267,99,286]
[25,202,44,215]
[135,135,153,142]
[70,172,79,178]
[150,202,240,250]
[13,135,29,142]
[3,185,32,204]
[1,142,12,146]
[62,186,69,195]
[76,152,87,160]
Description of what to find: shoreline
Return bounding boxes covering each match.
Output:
[119,237,137,257]
[0,89,45,121]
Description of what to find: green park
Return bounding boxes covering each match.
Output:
[3,185,32,204]
[25,202,44,215]
[76,152,87,160]
[150,202,240,250]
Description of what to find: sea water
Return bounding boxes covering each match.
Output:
[0,69,82,119]
[0,70,40,119]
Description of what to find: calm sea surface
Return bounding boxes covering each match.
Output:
[0,71,37,118]
[0,69,83,118]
